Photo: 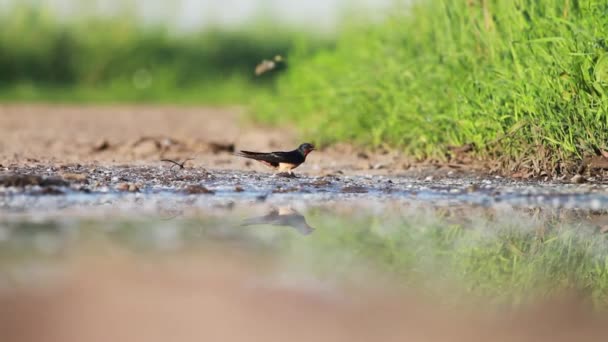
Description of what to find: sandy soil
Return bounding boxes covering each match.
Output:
[0,104,418,177]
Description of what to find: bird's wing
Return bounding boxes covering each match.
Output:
[235,150,297,164]
[241,209,280,226]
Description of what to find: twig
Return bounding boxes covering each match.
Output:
[161,158,194,170]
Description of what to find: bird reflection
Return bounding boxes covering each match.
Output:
[241,207,315,235]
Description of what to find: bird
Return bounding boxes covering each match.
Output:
[241,207,315,235]
[255,55,284,76]
[235,143,315,176]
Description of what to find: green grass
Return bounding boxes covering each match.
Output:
[0,5,326,104]
[253,0,608,174]
[0,78,255,105]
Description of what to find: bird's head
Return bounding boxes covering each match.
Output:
[298,143,315,156]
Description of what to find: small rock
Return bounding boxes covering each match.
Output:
[114,182,139,192]
[272,187,300,193]
[310,179,331,187]
[183,185,215,195]
[0,174,42,187]
[115,183,130,192]
[356,152,369,159]
[38,187,65,195]
[92,139,110,152]
[60,172,88,183]
[208,142,235,154]
[77,187,91,194]
[341,186,368,193]
[570,174,586,184]
[276,172,297,178]
[0,174,68,187]
[235,186,244,192]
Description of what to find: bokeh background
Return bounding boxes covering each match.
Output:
[0,0,390,103]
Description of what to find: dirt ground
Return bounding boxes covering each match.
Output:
[0,104,418,177]
[1,252,607,342]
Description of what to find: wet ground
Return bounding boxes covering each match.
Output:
[3,163,608,213]
[3,179,608,341]
[3,105,608,341]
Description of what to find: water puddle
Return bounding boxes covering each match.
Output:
[3,167,608,340]
[2,169,608,309]
[2,196,608,299]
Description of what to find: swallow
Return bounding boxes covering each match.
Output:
[255,55,284,76]
[241,207,315,235]
[235,143,315,176]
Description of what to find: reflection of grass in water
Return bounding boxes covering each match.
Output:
[295,207,608,308]
[2,207,608,307]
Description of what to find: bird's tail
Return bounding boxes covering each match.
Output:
[234,150,268,161]
[240,216,268,226]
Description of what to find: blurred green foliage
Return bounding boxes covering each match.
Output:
[0,4,327,103]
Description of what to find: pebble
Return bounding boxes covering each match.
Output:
[115,183,139,192]
[571,174,586,184]
[183,185,215,195]
[60,172,88,182]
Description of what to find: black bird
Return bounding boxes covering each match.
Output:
[241,207,315,235]
[235,143,315,176]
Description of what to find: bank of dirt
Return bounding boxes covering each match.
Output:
[2,104,608,183]
[0,104,485,178]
